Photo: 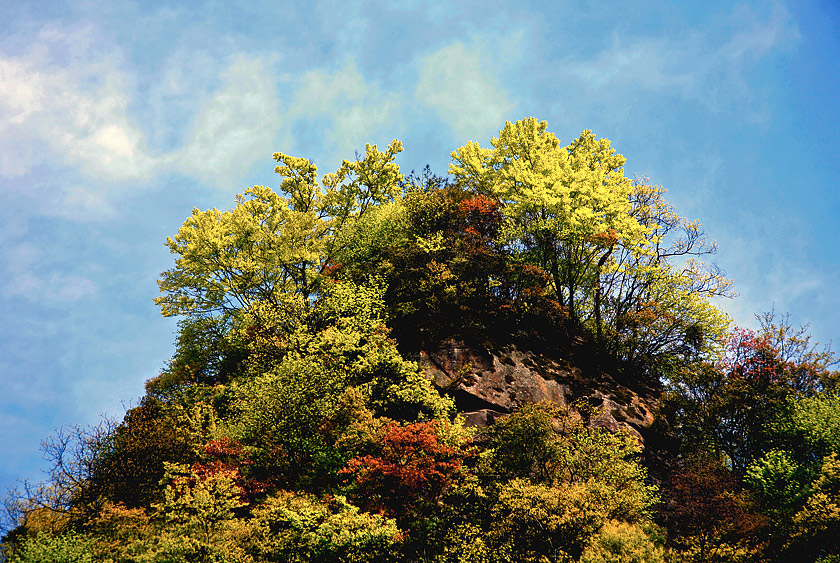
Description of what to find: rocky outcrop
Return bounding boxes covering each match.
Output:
[420,339,657,441]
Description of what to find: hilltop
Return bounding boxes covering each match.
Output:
[3,119,839,563]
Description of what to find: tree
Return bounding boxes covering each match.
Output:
[665,313,839,476]
[145,314,248,393]
[662,455,767,563]
[580,520,666,563]
[340,420,472,519]
[450,119,731,372]
[155,140,404,326]
[450,119,649,326]
[96,397,195,509]
[140,462,250,563]
[488,479,608,562]
[792,391,840,460]
[232,280,453,489]
[483,403,658,522]
[342,182,507,341]
[4,420,118,531]
[6,531,95,563]
[788,454,840,559]
[242,491,401,563]
[599,179,732,373]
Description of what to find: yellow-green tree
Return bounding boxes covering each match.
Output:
[451,118,731,367]
[155,140,404,323]
[599,179,732,370]
[450,118,650,327]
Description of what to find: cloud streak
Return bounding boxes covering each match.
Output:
[284,60,400,167]
[0,240,98,303]
[176,55,284,189]
[560,2,799,115]
[416,40,515,141]
[0,26,159,182]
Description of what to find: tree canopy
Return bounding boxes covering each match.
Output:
[4,118,839,563]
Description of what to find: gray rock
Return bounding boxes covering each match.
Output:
[420,339,657,441]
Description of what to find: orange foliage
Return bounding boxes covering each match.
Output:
[340,421,470,517]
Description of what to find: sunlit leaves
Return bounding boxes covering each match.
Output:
[156,140,404,321]
[243,491,401,563]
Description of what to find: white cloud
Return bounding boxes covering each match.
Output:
[725,2,798,62]
[416,41,514,140]
[711,208,835,338]
[47,274,98,302]
[0,19,517,217]
[176,55,284,189]
[285,61,400,165]
[0,241,97,303]
[0,30,160,182]
[561,2,798,115]
[0,26,291,211]
[564,39,698,94]
[0,18,405,217]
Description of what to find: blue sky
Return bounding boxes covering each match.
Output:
[1,0,838,498]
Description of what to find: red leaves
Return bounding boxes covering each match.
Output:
[664,455,767,550]
[192,460,240,482]
[340,421,469,516]
[197,437,271,503]
[202,436,244,458]
[589,228,619,247]
[458,195,501,241]
[323,261,344,278]
[721,328,788,384]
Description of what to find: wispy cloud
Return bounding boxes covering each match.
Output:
[176,54,284,189]
[0,241,97,303]
[285,60,400,166]
[561,2,798,116]
[0,26,160,182]
[415,39,515,141]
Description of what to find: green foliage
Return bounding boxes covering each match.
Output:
[145,315,247,393]
[599,180,732,370]
[666,360,792,476]
[661,314,840,562]
[483,403,658,521]
[433,522,491,563]
[132,462,250,563]
[450,119,731,374]
[580,520,666,563]
[787,454,840,559]
[94,397,196,509]
[482,402,567,483]
[231,279,453,487]
[10,120,837,563]
[745,449,809,517]
[792,391,840,458]
[242,491,401,563]
[156,141,404,321]
[7,531,95,563]
[488,479,607,562]
[450,119,649,324]
[461,404,660,563]
[336,181,513,343]
[664,314,838,475]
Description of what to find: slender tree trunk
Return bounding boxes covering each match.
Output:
[594,245,615,346]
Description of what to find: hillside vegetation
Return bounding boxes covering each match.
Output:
[3,118,839,563]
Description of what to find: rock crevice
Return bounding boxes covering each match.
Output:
[420,339,657,440]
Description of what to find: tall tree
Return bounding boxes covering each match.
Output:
[155,140,404,324]
[450,118,731,370]
[450,118,649,325]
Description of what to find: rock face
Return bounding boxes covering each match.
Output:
[420,339,658,440]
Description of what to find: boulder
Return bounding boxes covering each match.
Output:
[420,339,658,441]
